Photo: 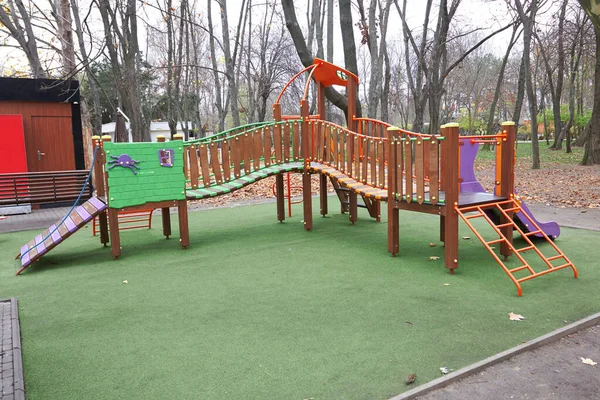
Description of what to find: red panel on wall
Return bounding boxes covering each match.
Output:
[0,114,27,173]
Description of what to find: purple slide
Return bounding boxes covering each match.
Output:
[459,138,560,239]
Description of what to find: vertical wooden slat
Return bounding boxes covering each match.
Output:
[189,145,199,189]
[370,139,376,186]
[361,138,368,184]
[378,140,384,188]
[354,136,360,180]
[396,139,404,199]
[429,136,439,205]
[232,137,241,178]
[322,123,329,164]
[182,143,189,181]
[347,132,353,176]
[293,122,300,160]
[210,142,223,184]
[404,140,412,202]
[253,130,262,171]
[283,123,291,162]
[316,121,323,162]
[332,128,339,169]
[222,140,231,182]
[198,143,211,187]
[274,123,282,164]
[340,130,346,173]
[263,127,271,167]
[415,138,424,204]
[244,132,253,173]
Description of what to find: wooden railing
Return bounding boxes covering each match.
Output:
[387,127,445,205]
[184,120,303,189]
[307,120,388,189]
[0,170,92,206]
[354,117,391,138]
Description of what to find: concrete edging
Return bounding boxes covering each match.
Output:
[389,311,600,400]
[10,298,25,400]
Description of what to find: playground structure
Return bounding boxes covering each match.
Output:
[15,59,578,296]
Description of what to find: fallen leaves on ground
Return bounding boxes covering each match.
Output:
[508,312,525,321]
[580,357,598,366]
[476,159,600,209]
[405,374,416,384]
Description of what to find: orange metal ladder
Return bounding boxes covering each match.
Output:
[456,198,578,296]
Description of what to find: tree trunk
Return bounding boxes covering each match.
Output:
[338,0,362,119]
[513,56,526,127]
[486,27,518,138]
[218,0,241,127]
[582,28,600,165]
[518,0,540,169]
[207,0,226,132]
[71,0,102,136]
[549,0,568,149]
[281,0,350,118]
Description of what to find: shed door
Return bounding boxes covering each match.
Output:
[28,116,75,172]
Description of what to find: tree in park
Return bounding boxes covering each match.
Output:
[577,0,600,165]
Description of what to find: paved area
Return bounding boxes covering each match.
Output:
[410,323,600,400]
[0,207,71,234]
[1,299,24,400]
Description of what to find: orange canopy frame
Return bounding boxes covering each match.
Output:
[275,59,359,104]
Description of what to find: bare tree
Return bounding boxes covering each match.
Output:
[0,0,46,77]
[98,0,149,142]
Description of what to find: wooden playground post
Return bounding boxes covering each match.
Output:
[442,123,460,272]
[157,135,172,238]
[300,99,313,230]
[318,82,328,217]
[499,121,516,259]
[273,103,286,222]
[94,135,110,247]
[439,125,446,243]
[93,135,110,246]
[387,127,400,256]
[100,135,121,259]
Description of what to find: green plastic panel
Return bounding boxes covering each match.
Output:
[104,141,186,209]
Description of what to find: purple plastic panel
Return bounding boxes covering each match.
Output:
[458,138,560,238]
[159,149,174,167]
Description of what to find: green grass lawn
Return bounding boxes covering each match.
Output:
[475,142,584,165]
[1,198,599,399]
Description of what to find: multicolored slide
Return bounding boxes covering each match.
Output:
[16,197,107,275]
[459,139,560,239]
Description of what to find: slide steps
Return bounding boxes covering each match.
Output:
[456,198,577,296]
